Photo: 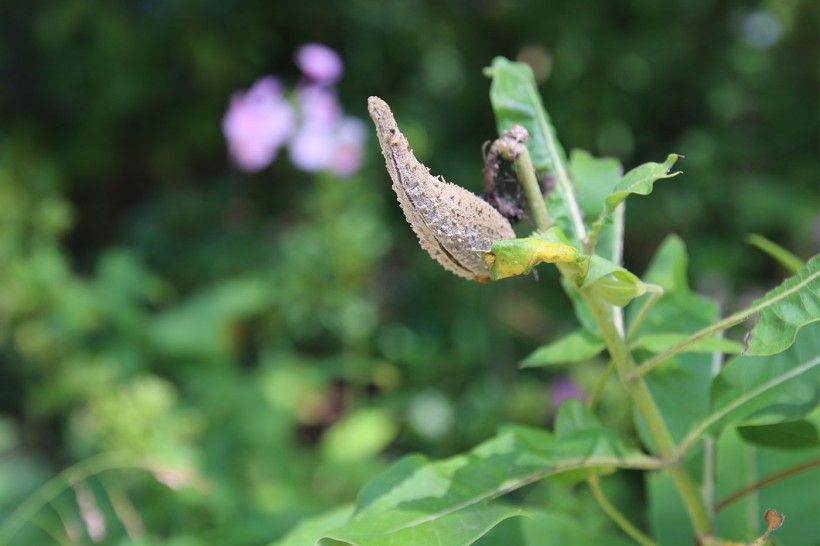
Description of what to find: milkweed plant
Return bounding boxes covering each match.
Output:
[1,51,814,546]
[273,57,819,546]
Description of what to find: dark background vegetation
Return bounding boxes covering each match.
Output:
[0,1,817,544]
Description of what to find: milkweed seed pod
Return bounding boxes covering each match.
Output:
[368,96,516,282]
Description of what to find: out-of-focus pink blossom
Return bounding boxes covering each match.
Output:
[550,376,585,409]
[222,76,294,173]
[148,462,196,491]
[297,85,342,124]
[295,43,343,84]
[289,121,337,172]
[76,486,106,542]
[329,117,367,176]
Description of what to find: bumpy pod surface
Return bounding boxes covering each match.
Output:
[368,96,516,282]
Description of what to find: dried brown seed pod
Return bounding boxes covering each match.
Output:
[367,96,516,282]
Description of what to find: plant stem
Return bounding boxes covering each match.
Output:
[587,475,656,546]
[702,330,725,521]
[626,284,664,339]
[513,146,551,232]
[631,267,818,378]
[514,141,710,538]
[580,290,711,537]
[715,457,820,513]
[611,202,625,264]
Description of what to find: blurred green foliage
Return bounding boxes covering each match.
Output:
[0,1,816,544]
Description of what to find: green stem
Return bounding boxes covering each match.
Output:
[587,475,656,546]
[580,290,711,537]
[626,283,664,339]
[513,146,551,232]
[514,140,710,538]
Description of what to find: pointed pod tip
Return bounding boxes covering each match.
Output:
[367,96,399,136]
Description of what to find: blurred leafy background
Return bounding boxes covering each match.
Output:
[0,0,817,544]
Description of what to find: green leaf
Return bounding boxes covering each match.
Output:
[312,423,655,545]
[355,455,428,514]
[631,333,743,355]
[647,471,694,546]
[568,150,623,260]
[603,154,681,217]
[320,408,398,462]
[519,511,633,546]
[704,322,820,435]
[628,236,719,448]
[485,57,578,241]
[579,255,632,287]
[271,505,355,546]
[589,272,647,307]
[554,399,601,435]
[520,329,605,368]
[484,237,579,281]
[580,255,647,307]
[746,233,805,273]
[486,57,567,176]
[325,504,526,546]
[561,277,600,336]
[569,149,622,218]
[744,254,819,356]
[737,419,819,450]
[552,400,642,483]
[151,276,272,359]
[475,510,634,546]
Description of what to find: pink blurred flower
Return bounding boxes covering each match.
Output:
[297,84,342,124]
[290,116,367,176]
[148,462,197,491]
[329,117,367,176]
[295,43,343,84]
[551,376,585,409]
[289,121,337,172]
[222,76,294,172]
[75,486,106,542]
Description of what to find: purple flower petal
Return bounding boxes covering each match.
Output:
[550,376,585,409]
[295,43,343,84]
[222,76,295,172]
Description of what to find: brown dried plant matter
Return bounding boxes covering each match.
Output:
[367,96,515,282]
